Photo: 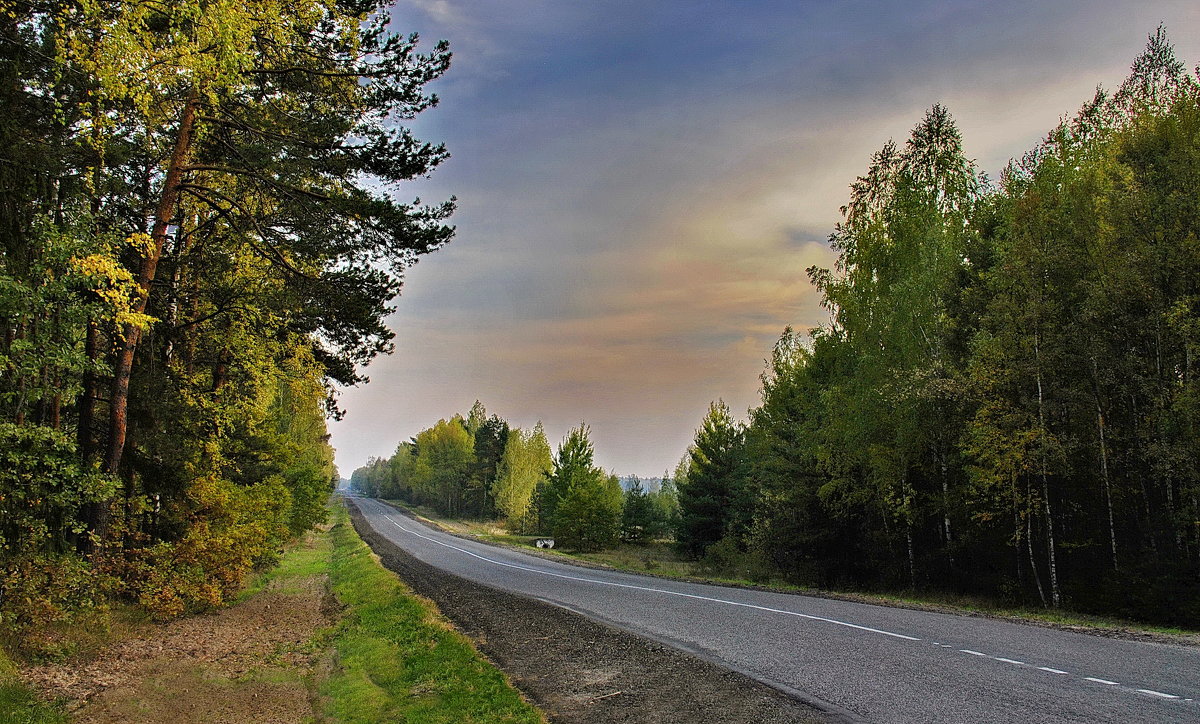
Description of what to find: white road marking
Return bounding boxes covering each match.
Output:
[357,499,1196,707]
[1137,689,1180,699]
[370,505,922,641]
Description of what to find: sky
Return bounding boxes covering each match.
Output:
[330,0,1200,478]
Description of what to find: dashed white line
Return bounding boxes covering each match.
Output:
[372,507,923,642]
[1137,689,1180,699]
[359,499,1195,708]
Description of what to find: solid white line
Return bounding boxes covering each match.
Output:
[1136,689,1180,699]
[361,499,1194,704]
[368,504,922,642]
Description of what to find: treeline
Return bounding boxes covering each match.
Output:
[0,0,450,642]
[350,402,679,550]
[675,29,1200,625]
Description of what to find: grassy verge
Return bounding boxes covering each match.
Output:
[387,499,1200,641]
[0,650,67,724]
[323,502,544,723]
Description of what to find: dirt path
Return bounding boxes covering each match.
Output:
[22,535,337,723]
[349,506,829,724]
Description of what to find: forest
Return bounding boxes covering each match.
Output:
[350,401,680,551]
[0,0,452,650]
[356,30,1200,627]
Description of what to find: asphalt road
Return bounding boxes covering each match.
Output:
[347,495,1200,723]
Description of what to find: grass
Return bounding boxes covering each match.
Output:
[1,502,545,724]
[233,526,333,604]
[387,499,1200,641]
[0,651,67,724]
[322,502,544,724]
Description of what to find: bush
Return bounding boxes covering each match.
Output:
[0,554,111,659]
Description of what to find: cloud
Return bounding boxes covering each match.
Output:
[333,1,1200,477]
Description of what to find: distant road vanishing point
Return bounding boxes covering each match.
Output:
[347,495,1200,724]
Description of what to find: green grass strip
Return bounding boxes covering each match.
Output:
[322,502,543,724]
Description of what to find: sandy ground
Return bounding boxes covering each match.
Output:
[22,551,337,723]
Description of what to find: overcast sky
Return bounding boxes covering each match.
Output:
[330,0,1200,478]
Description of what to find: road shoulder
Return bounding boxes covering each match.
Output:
[348,500,833,724]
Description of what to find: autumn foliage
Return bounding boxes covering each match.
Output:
[0,0,451,650]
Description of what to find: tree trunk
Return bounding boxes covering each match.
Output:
[104,88,200,478]
[906,522,916,590]
[1013,478,1023,588]
[1034,331,1061,608]
[941,445,954,567]
[1091,358,1118,570]
[1027,499,1046,607]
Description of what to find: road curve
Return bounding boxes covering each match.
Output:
[347,495,1200,724]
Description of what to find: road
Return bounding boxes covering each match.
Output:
[348,495,1200,723]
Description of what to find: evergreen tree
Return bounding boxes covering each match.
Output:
[466,414,509,518]
[545,425,619,550]
[622,479,665,543]
[676,401,747,558]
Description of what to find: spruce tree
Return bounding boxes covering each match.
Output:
[676,401,747,558]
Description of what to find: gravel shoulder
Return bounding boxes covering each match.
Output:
[348,503,830,724]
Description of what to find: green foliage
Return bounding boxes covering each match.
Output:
[0,424,117,649]
[676,401,748,558]
[1,0,442,635]
[542,426,620,551]
[410,418,476,518]
[466,413,510,519]
[493,423,553,533]
[697,28,1200,624]
[0,424,117,558]
[621,479,667,543]
[120,474,293,619]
